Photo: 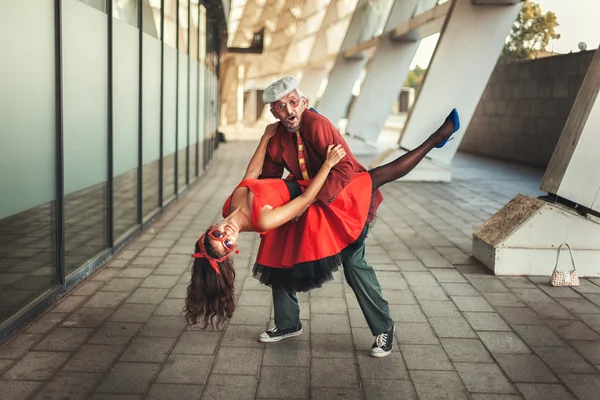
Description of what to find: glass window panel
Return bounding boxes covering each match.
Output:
[113,0,138,27]
[190,2,199,59]
[163,46,178,201]
[62,0,108,273]
[0,0,58,323]
[142,0,161,38]
[178,0,189,54]
[79,0,108,13]
[189,58,199,180]
[164,0,177,48]
[142,33,162,218]
[177,53,189,191]
[113,18,140,238]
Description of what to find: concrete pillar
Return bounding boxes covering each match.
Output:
[236,64,245,123]
[316,0,370,126]
[540,47,600,213]
[398,0,522,166]
[299,65,330,107]
[344,0,434,144]
[472,47,600,277]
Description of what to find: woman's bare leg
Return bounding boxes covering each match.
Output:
[369,116,456,189]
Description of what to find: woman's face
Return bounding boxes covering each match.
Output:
[206,222,239,255]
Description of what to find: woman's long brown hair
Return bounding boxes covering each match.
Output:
[184,234,236,329]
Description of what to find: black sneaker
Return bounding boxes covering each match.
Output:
[370,325,394,357]
[258,322,303,343]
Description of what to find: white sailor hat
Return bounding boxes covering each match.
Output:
[262,76,301,103]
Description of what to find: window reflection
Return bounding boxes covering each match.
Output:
[113,0,138,27]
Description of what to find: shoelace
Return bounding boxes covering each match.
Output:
[376,332,388,347]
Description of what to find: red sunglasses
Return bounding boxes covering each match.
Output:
[208,228,236,252]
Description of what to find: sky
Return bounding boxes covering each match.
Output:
[410,0,600,69]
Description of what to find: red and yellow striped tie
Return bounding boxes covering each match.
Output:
[295,130,310,180]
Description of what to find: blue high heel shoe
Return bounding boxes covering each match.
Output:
[435,108,460,148]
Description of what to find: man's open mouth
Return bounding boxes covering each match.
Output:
[287,115,297,123]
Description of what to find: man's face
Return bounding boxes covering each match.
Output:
[270,90,307,132]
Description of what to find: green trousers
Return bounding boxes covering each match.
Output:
[272,225,394,336]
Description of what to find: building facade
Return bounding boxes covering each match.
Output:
[0,0,227,338]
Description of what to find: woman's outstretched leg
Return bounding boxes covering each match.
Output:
[369,109,459,189]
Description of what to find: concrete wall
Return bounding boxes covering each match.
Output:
[459,50,595,168]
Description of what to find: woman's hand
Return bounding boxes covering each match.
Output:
[262,122,279,140]
[324,144,346,168]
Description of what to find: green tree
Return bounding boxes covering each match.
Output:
[404,65,426,92]
[500,0,561,62]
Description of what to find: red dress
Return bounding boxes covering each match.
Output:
[222,172,373,292]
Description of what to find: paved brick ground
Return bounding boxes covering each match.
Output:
[2,137,600,400]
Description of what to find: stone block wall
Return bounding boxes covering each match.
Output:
[459,50,595,168]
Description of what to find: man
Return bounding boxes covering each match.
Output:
[256,76,395,358]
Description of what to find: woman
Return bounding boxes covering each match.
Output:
[185,109,460,329]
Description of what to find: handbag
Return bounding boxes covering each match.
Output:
[549,243,579,287]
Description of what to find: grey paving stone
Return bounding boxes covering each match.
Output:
[167,284,187,299]
[372,263,400,271]
[516,383,576,400]
[347,308,369,328]
[257,366,309,398]
[0,333,43,359]
[25,313,69,334]
[153,266,187,276]
[395,322,439,344]
[61,307,113,328]
[495,354,559,383]
[558,373,600,400]
[140,275,180,289]
[0,381,41,400]
[32,371,101,400]
[221,324,265,348]
[362,379,417,400]
[119,337,175,362]
[558,297,600,314]
[570,340,600,364]
[455,362,516,394]
[382,289,417,304]
[409,370,469,400]
[202,374,257,400]
[430,269,467,283]
[109,303,157,323]
[311,313,351,334]
[0,359,13,374]
[495,307,544,326]
[528,302,577,320]
[86,321,141,346]
[236,290,272,307]
[213,347,262,375]
[541,285,584,299]
[420,300,462,318]
[412,286,449,301]
[412,249,453,269]
[117,268,154,278]
[311,358,358,388]
[262,340,309,367]
[464,312,511,331]
[153,299,185,316]
[52,296,87,313]
[577,313,600,332]
[546,319,600,341]
[101,278,142,292]
[429,317,478,338]
[482,292,525,308]
[452,296,494,312]
[310,296,348,314]
[72,280,104,296]
[89,393,141,399]
[511,324,566,347]
[469,278,510,293]
[63,344,124,372]
[83,291,129,308]
[403,272,439,287]
[440,338,494,363]
[394,260,427,271]
[146,383,203,400]
[155,354,213,385]
[228,306,270,325]
[172,331,221,355]
[91,268,120,282]
[312,331,354,358]
[499,277,537,289]
[2,351,70,381]
[469,395,521,400]
[478,331,531,354]
[97,362,160,393]
[33,327,93,351]
[534,346,596,373]
[311,283,344,297]
[126,288,169,304]
[356,352,408,380]
[512,288,554,304]
[311,387,363,400]
[389,304,427,323]
[440,283,480,296]
[139,316,186,337]
[401,344,453,371]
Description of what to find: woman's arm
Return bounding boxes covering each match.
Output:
[243,123,279,180]
[256,145,346,232]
